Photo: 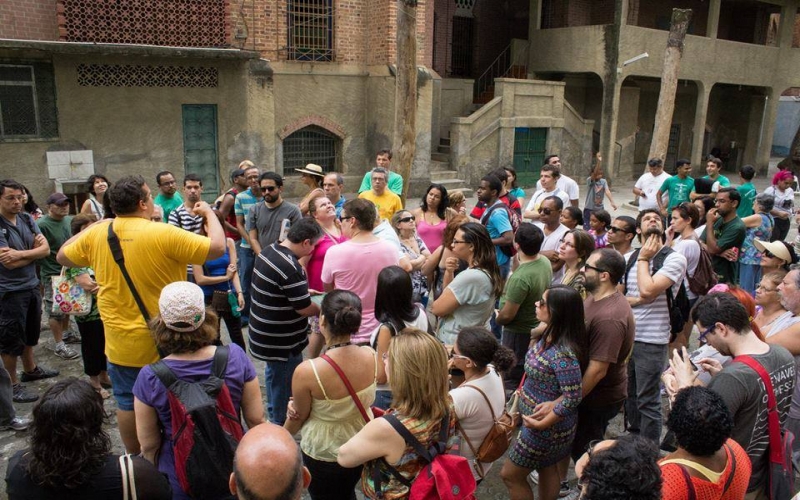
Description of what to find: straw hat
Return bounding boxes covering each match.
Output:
[294,163,325,178]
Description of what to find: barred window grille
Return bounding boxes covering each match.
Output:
[0,63,58,139]
[77,64,219,88]
[287,0,334,61]
[60,0,228,47]
[283,126,337,172]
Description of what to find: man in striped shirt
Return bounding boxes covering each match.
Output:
[167,173,205,234]
[623,209,687,444]
[248,218,322,424]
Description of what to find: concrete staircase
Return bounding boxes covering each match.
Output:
[429,136,472,197]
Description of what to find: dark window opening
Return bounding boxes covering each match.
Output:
[451,16,474,77]
[0,63,58,139]
[284,126,337,173]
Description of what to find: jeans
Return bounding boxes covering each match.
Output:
[237,242,255,323]
[265,352,303,424]
[0,365,15,426]
[739,262,761,298]
[625,341,667,444]
[374,390,393,410]
[570,401,623,462]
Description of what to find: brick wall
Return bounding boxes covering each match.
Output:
[0,0,58,41]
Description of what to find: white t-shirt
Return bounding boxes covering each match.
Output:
[537,175,580,202]
[635,172,671,211]
[535,222,569,283]
[673,237,701,300]
[450,369,506,480]
[526,188,570,217]
[765,185,794,216]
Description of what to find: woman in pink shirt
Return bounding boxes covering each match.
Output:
[303,195,347,357]
[411,183,454,253]
[321,199,400,345]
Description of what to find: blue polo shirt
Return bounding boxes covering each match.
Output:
[0,212,41,292]
[482,200,512,267]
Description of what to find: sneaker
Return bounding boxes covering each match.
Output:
[20,365,59,382]
[12,384,38,403]
[559,481,573,498]
[53,342,80,360]
[562,489,581,500]
[0,416,31,431]
[62,331,82,344]
[528,470,539,485]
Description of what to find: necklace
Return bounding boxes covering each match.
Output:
[327,341,352,350]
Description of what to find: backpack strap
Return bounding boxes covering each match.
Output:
[622,248,641,296]
[107,222,151,323]
[721,443,737,495]
[320,353,371,424]
[384,413,434,462]
[676,465,697,500]
[150,360,179,391]
[212,345,230,380]
[462,384,497,421]
[733,355,787,468]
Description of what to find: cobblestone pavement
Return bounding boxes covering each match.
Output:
[0,162,790,498]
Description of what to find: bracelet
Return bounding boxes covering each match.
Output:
[637,258,649,262]
[236,291,243,295]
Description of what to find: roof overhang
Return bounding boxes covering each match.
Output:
[0,39,262,61]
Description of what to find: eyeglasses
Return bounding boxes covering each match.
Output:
[340,216,354,222]
[583,263,607,274]
[399,216,415,223]
[608,226,631,234]
[452,239,467,245]
[448,349,471,362]
[261,186,278,192]
[559,238,574,248]
[538,208,552,215]
[698,324,716,344]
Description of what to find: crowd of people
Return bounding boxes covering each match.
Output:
[1,150,800,500]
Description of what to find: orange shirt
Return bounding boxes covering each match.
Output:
[660,439,752,500]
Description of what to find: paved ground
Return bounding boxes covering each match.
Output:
[0,160,790,498]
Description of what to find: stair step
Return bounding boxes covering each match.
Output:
[431,152,449,162]
[430,170,460,181]
[439,137,451,146]
[429,160,450,171]
[437,144,450,154]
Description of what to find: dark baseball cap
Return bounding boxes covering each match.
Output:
[230,168,246,182]
[45,192,70,205]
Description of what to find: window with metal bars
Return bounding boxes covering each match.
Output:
[283,126,337,173]
[0,63,58,140]
[287,0,334,61]
[451,16,474,77]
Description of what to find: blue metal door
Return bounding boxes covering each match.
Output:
[182,104,219,202]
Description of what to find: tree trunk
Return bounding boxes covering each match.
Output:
[647,8,692,166]
[393,0,418,205]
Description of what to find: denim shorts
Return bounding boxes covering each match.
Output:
[107,362,142,411]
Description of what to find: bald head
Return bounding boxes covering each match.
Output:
[230,423,310,500]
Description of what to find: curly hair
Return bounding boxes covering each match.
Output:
[580,434,662,500]
[667,386,733,457]
[455,327,515,372]
[149,308,220,355]
[26,378,111,489]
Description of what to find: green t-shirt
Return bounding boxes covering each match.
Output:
[660,176,695,210]
[701,216,746,284]
[358,170,404,196]
[154,192,184,222]
[498,256,552,333]
[736,182,757,218]
[704,174,731,188]
[36,215,73,277]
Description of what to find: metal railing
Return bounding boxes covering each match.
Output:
[472,42,529,103]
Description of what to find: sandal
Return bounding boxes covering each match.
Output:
[95,387,111,400]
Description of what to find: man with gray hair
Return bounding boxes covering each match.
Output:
[323,172,346,218]
[229,423,310,500]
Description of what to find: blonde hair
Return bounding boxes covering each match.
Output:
[388,328,450,420]
[448,190,465,207]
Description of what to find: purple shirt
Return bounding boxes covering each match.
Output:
[133,344,256,499]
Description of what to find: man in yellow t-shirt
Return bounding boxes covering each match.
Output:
[357,168,403,221]
[57,175,226,454]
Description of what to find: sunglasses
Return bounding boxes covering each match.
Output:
[583,263,607,274]
[538,208,552,215]
[399,216,415,223]
[763,250,779,259]
[608,226,631,234]
[261,186,278,192]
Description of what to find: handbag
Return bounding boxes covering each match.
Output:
[119,454,137,500]
[456,382,516,478]
[734,355,795,500]
[51,267,91,316]
[505,373,527,427]
[211,290,231,313]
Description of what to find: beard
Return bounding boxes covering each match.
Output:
[584,276,599,294]
[642,227,664,241]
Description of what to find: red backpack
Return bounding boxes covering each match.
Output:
[150,345,244,499]
[373,412,476,500]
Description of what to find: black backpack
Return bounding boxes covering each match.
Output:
[624,247,690,337]
[150,346,244,499]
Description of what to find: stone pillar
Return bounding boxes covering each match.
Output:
[707,0,721,39]
[756,87,780,175]
[600,79,623,180]
[690,80,711,172]
[778,2,797,48]
[529,0,543,32]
